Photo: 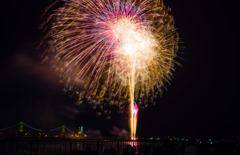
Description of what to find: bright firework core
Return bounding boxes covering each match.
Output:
[112,18,156,65]
[113,18,151,56]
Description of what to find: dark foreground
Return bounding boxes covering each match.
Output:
[0,137,240,155]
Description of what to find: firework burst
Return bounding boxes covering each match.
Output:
[41,0,179,139]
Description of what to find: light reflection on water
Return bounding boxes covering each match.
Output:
[0,140,163,155]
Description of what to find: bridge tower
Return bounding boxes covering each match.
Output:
[62,125,66,133]
[19,122,23,132]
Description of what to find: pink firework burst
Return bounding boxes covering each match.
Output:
[41,0,178,111]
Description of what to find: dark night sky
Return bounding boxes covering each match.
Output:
[0,0,238,137]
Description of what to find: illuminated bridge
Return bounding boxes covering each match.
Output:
[0,122,84,138]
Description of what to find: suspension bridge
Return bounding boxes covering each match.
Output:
[0,122,84,138]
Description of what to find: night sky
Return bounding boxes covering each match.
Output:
[1,0,238,137]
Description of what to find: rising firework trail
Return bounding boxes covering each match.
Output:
[41,0,179,140]
[132,103,138,140]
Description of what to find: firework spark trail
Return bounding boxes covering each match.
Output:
[132,102,138,140]
[42,0,179,139]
